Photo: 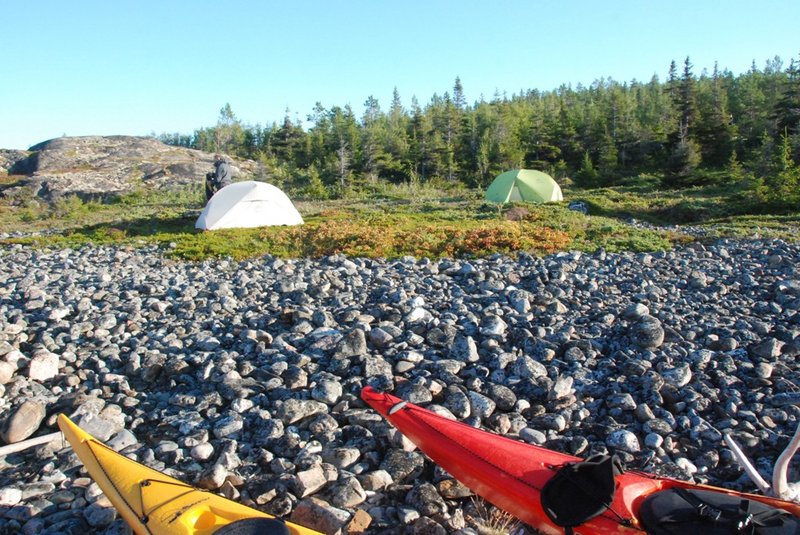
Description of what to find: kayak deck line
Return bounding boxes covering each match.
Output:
[136,479,206,525]
[79,434,152,533]
[73,427,209,533]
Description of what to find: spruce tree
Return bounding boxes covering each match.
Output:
[769,132,800,201]
[664,58,701,185]
[575,151,599,188]
[725,150,745,183]
[773,57,800,161]
[696,62,735,167]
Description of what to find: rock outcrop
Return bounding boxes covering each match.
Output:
[0,136,262,201]
[0,150,30,176]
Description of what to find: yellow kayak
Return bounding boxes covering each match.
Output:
[57,414,321,535]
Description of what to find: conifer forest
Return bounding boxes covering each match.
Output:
[158,56,800,207]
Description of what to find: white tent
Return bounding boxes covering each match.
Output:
[195,181,304,230]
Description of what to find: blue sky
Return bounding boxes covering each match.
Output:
[2,0,798,150]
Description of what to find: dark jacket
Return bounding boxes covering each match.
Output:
[213,160,232,188]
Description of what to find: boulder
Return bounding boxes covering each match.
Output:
[2,136,262,201]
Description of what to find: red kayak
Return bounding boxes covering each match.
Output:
[362,387,800,534]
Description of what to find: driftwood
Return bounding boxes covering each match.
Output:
[724,432,772,494]
[0,431,63,457]
[725,397,800,503]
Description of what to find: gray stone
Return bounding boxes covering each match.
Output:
[443,387,471,419]
[3,136,262,200]
[20,482,55,500]
[411,517,447,535]
[512,355,547,379]
[196,463,228,490]
[0,361,16,384]
[480,315,507,337]
[311,379,343,405]
[1,399,46,444]
[622,303,650,321]
[380,449,425,483]
[0,488,22,506]
[27,349,59,381]
[328,476,367,508]
[631,315,665,349]
[750,338,784,359]
[22,518,46,535]
[548,375,574,400]
[190,442,215,461]
[449,334,479,362]
[368,327,394,348]
[84,502,117,528]
[77,414,120,442]
[213,414,244,438]
[290,497,351,535]
[106,429,138,451]
[0,236,799,529]
[335,329,367,357]
[662,363,692,388]
[607,393,637,411]
[405,482,447,516]
[358,469,393,491]
[607,429,641,453]
[467,391,496,419]
[519,427,547,445]
[276,399,328,425]
[293,466,329,498]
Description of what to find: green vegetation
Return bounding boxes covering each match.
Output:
[2,177,796,262]
[3,55,798,261]
[158,56,800,213]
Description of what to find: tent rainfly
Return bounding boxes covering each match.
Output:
[195,181,304,230]
[485,169,563,203]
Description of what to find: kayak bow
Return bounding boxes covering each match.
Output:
[362,386,800,535]
[58,414,320,535]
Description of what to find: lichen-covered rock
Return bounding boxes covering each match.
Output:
[3,136,262,200]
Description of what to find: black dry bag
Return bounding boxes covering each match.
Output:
[639,487,800,535]
[540,454,624,533]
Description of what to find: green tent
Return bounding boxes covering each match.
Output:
[485,169,563,203]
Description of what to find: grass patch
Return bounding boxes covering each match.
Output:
[466,496,521,535]
[1,179,797,261]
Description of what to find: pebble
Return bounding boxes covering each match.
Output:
[290,497,351,534]
[0,360,16,384]
[294,466,329,497]
[84,501,117,528]
[607,429,641,454]
[328,476,367,508]
[0,488,22,506]
[0,240,797,534]
[190,442,215,461]
[1,399,46,443]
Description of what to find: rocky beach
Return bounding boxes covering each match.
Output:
[0,239,798,534]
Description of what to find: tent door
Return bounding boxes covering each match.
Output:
[509,184,523,201]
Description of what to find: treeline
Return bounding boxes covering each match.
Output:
[158,56,800,203]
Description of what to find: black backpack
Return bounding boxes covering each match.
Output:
[639,487,800,535]
[540,454,625,534]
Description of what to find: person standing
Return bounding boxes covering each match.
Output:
[205,154,232,201]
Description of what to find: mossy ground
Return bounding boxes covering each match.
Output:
[1,178,796,261]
